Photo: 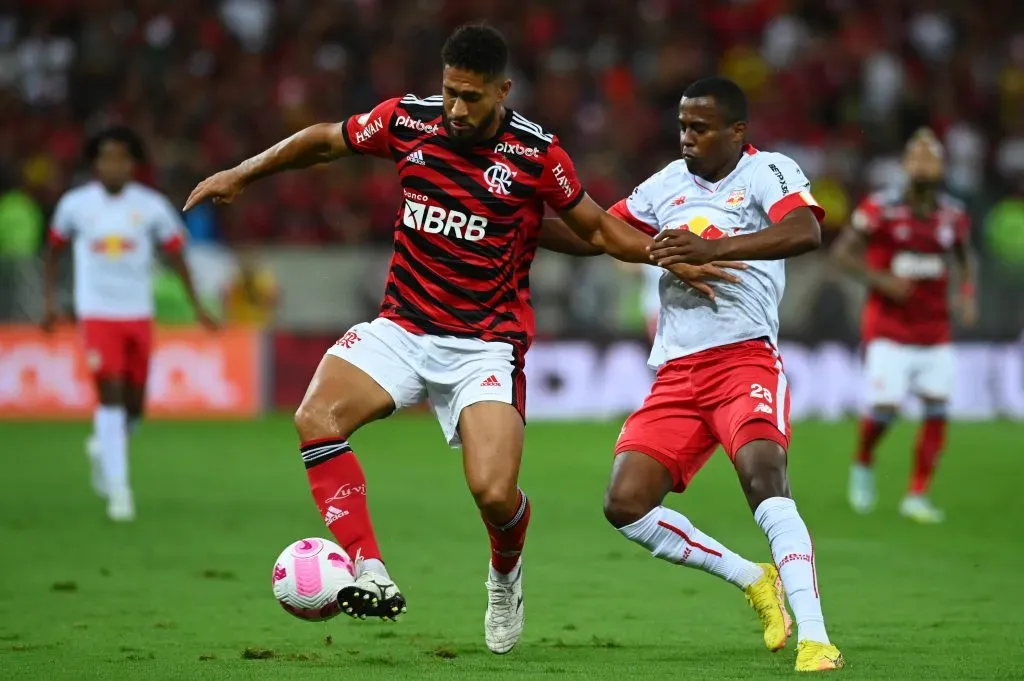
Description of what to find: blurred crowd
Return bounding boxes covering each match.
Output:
[0,0,1023,261]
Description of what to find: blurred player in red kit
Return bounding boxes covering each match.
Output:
[43,126,216,522]
[184,24,739,652]
[832,128,977,523]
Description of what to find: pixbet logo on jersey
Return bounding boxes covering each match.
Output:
[494,141,539,157]
[402,191,487,241]
[396,115,439,134]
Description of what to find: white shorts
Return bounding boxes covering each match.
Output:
[325,317,525,447]
[863,338,955,406]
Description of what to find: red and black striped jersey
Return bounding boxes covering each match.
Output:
[341,93,585,352]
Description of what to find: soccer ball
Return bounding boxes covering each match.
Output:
[272,537,356,621]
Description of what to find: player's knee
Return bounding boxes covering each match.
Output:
[468,478,517,518]
[735,440,790,508]
[869,405,898,423]
[921,399,947,420]
[96,379,124,406]
[602,485,655,529]
[293,396,338,441]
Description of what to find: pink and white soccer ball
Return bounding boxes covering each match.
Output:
[272,538,356,621]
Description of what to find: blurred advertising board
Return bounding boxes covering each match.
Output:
[0,326,265,419]
[274,334,1024,422]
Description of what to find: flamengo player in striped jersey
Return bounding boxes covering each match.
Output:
[183,24,742,652]
[606,78,844,671]
[831,129,976,523]
[42,125,216,522]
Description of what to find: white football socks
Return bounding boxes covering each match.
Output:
[95,405,128,492]
[755,497,829,643]
[619,506,764,589]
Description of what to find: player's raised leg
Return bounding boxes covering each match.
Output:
[457,401,529,654]
[294,336,414,621]
[900,396,947,523]
[607,388,790,653]
[733,436,843,671]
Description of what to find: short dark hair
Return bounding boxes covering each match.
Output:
[84,125,146,163]
[683,77,748,125]
[441,23,508,80]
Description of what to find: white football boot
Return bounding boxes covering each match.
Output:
[338,555,407,621]
[484,560,524,654]
[86,435,107,498]
[106,486,135,522]
[899,494,944,523]
[848,463,876,514]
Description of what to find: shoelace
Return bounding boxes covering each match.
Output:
[487,581,516,625]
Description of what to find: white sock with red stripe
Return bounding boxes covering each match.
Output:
[755,497,829,643]
[619,506,763,589]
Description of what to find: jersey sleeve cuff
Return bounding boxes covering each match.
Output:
[555,189,585,213]
[768,191,825,224]
[608,199,658,236]
[161,234,185,253]
[48,229,69,246]
[340,116,362,155]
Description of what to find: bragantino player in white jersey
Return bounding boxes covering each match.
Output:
[43,126,216,522]
[608,78,843,671]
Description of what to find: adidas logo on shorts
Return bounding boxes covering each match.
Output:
[480,375,502,388]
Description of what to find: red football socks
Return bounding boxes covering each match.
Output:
[301,438,382,562]
[910,418,946,495]
[484,489,531,575]
[855,417,889,466]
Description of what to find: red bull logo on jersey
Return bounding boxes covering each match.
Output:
[90,235,137,257]
[725,189,746,208]
[681,216,729,240]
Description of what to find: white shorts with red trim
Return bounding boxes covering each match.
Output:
[325,317,525,447]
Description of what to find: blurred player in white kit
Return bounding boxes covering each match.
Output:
[43,125,216,522]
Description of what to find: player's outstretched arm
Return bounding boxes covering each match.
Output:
[184,123,350,211]
[41,238,67,332]
[830,223,912,303]
[559,194,746,299]
[165,249,219,330]
[538,218,603,257]
[951,226,978,327]
[649,206,822,266]
[558,193,661,263]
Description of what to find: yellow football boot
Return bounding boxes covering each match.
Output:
[795,640,845,671]
[744,563,792,652]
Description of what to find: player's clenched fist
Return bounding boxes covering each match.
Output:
[648,228,722,266]
[184,167,248,211]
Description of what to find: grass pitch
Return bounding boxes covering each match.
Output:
[1,416,1022,679]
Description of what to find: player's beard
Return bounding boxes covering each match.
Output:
[908,179,941,214]
[443,107,498,149]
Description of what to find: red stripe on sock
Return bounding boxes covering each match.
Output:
[810,534,819,598]
[657,520,723,557]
